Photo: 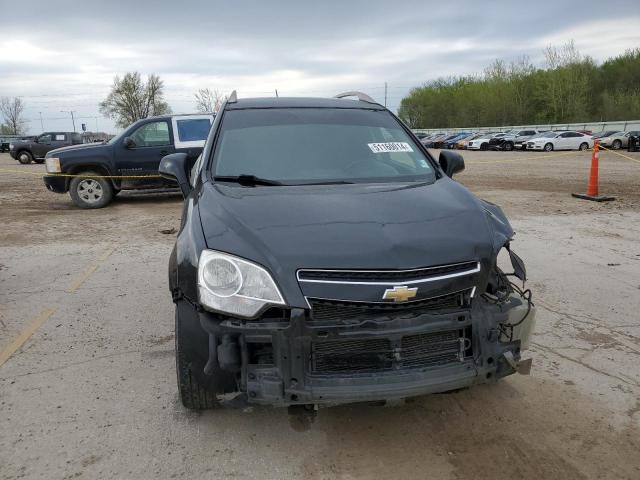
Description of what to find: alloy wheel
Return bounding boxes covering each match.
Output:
[77,179,103,204]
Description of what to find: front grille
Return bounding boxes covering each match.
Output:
[310,329,468,374]
[308,290,469,323]
[298,261,478,284]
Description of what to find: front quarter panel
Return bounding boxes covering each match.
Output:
[173,190,207,303]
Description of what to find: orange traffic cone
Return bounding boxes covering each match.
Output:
[572,140,615,202]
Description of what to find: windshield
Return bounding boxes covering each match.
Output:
[212,108,436,185]
[107,128,128,145]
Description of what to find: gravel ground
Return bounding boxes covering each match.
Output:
[1,149,639,480]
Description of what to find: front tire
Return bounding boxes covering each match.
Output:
[480,143,489,151]
[612,140,622,150]
[579,142,589,151]
[503,142,514,151]
[17,151,33,164]
[69,171,114,209]
[544,143,554,152]
[175,301,237,410]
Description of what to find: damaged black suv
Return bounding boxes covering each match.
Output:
[160,92,536,410]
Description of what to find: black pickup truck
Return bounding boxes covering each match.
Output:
[43,114,214,208]
[10,132,82,163]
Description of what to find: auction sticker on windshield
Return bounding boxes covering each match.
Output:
[368,142,414,153]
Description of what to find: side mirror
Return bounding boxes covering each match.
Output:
[159,152,191,197]
[123,136,136,148]
[438,150,465,177]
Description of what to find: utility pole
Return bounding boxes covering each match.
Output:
[39,112,44,131]
[60,110,76,131]
[384,82,388,108]
[275,89,279,97]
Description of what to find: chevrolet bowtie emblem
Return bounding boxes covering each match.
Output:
[382,285,418,302]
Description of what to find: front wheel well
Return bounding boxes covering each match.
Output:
[64,164,118,190]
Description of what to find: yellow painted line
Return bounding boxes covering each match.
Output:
[66,246,116,293]
[0,308,57,368]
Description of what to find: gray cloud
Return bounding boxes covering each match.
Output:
[1,0,638,133]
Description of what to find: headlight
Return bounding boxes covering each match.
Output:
[45,157,61,173]
[197,250,285,318]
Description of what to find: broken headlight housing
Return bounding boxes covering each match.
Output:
[197,250,285,318]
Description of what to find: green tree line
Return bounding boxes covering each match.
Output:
[398,43,640,129]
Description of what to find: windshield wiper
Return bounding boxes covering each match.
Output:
[297,180,355,185]
[214,175,283,186]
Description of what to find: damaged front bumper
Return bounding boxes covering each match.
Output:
[196,292,536,407]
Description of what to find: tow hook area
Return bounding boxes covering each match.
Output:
[288,404,318,432]
[503,351,532,375]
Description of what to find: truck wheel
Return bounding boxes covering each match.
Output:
[17,151,33,164]
[69,172,114,209]
[175,301,237,410]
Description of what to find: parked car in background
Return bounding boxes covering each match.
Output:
[433,133,460,148]
[489,129,540,151]
[414,132,428,140]
[43,114,214,208]
[442,132,471,149]
[467,132,500,151]
[421,133,447,147]
[591,130,618,140]
[10,132,83,164]
[456,133,482,149]
[525,131,593,151]
[596,131,638,150]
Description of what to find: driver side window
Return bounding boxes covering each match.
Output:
[131,121,170,147]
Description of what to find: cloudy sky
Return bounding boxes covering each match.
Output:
[2,0,639,134]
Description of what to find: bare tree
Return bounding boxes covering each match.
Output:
[0,97,27,135]
[194,88,227,113]
[100,72,171,128]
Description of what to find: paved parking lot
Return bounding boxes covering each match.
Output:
[1,150,640,479]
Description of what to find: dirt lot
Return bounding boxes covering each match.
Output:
[1,149,639,480]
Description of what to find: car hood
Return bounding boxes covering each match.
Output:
[47,142,107,157]
[197,179,512,288]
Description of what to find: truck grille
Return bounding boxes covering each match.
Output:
[298,261,479,284]
[310,329,468,374]
[308,289,470,323]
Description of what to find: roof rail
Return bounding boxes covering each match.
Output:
[227,90,238,103]
[334,91,377,104]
